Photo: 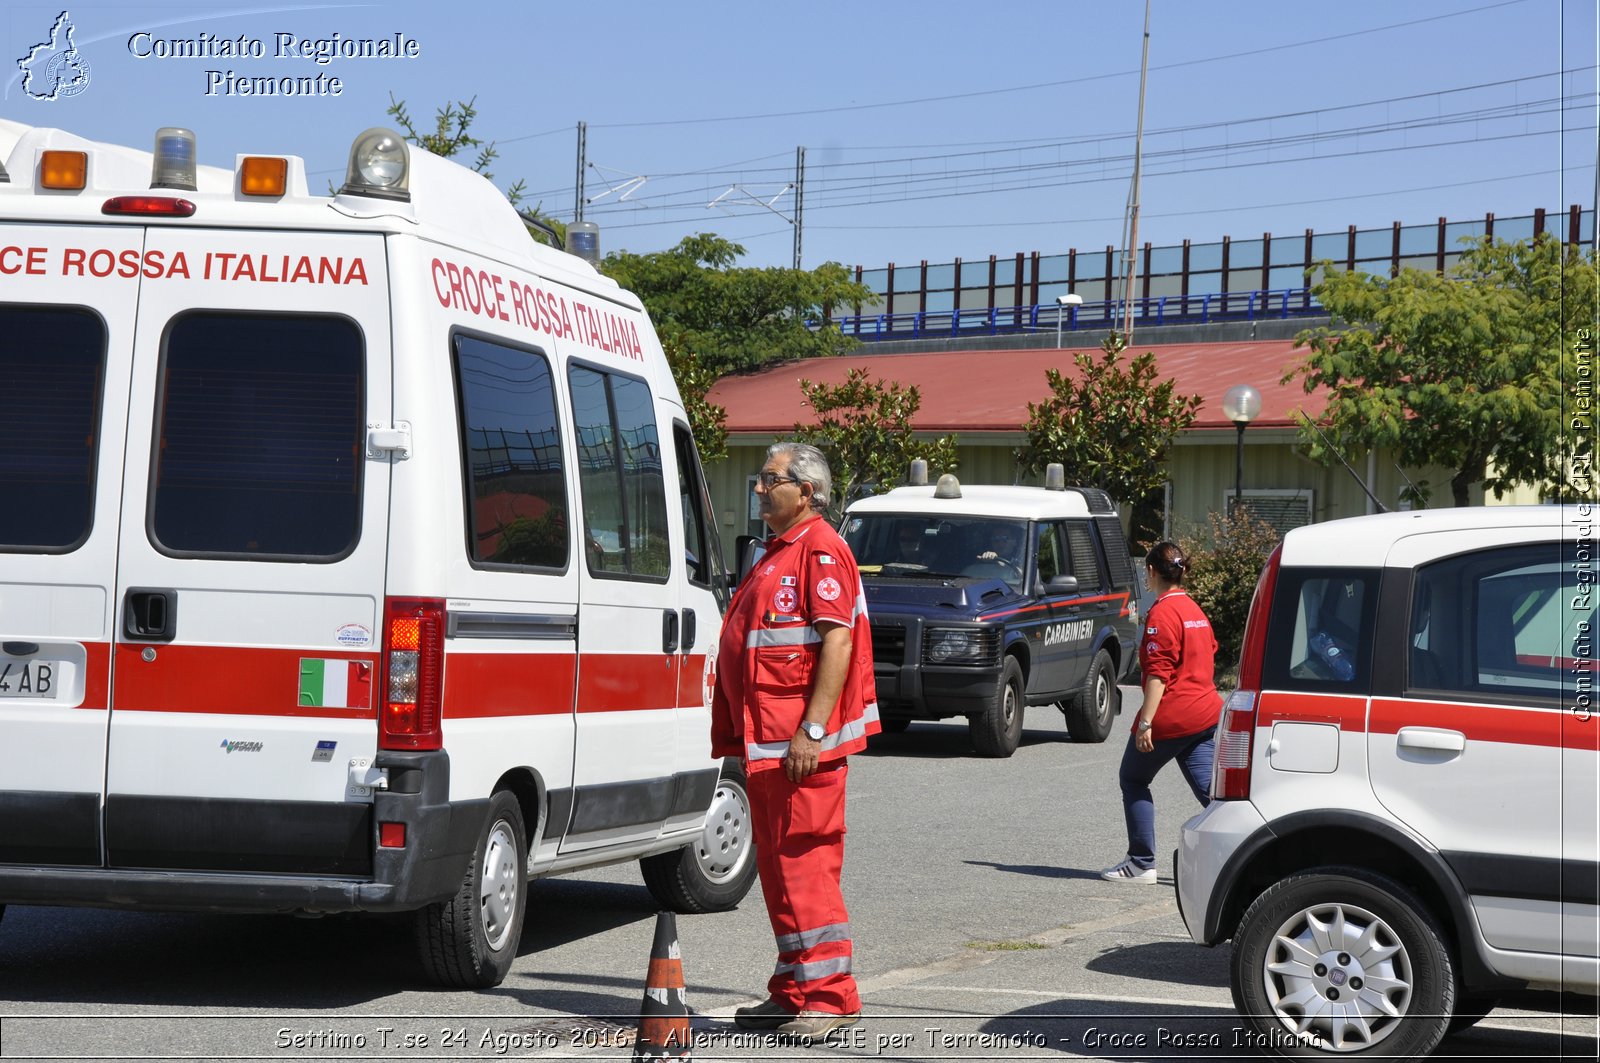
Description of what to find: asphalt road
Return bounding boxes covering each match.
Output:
[0,687,1594,1061]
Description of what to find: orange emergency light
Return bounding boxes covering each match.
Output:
[40,150,87,190]
[239,156,287,197]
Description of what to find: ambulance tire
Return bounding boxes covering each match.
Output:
[1064,649,1117,743]
[969,657,1025,758]
[1231,868,1453,1059]
[415,790,528,988]
[641,759,757,914]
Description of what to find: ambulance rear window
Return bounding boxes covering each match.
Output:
[0,307,106,553]
[150,312,363,560]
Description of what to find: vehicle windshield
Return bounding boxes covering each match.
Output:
[842,514,1028,590]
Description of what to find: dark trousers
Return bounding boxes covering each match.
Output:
[1118,727,1215,870]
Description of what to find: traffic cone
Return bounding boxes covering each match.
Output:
[633,911,693,1062]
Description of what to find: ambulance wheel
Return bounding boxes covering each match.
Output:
[970,657,1024,758]
[1231,868,1453,1058]
[1065,649,1118,743]
[641,759,756,914]
[415,790,528,988]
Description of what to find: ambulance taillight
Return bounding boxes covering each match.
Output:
[339,127,410,202]
[1211,544,1280,801]
[40,150,87,190]
[239,157,288,197]
[380,598,445,750]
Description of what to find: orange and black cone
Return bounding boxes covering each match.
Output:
[633,911,693,1062]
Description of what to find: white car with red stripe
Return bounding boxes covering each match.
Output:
[1175,505,1598,1057]
[0,122,754,987]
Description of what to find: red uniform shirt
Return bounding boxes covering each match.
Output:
[711,514,879,771]
[1138,589,1222,739]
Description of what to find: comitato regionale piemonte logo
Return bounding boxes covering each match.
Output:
[17,11,92,101]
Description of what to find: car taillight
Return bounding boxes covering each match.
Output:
[380,597,444,750]
[1211,544,1281,800]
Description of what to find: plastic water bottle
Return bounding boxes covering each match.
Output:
[1309,631,1354,681]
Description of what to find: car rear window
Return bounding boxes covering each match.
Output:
[0,307,106,552]
[1263,568,1379,690]
[150,313,363,560]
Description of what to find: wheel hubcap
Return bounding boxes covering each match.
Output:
[478,819,520,951]
[1261,901,1412,1052]
[1002,680,1017,726]
[1094,670,1111,723]
[696,780,751,884]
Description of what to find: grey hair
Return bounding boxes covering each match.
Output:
[768,441,832,512]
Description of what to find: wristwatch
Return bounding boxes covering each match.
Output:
[800,721,826,741]
[1136,719,1153,733]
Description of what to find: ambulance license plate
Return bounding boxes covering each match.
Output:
[0,657,59,699]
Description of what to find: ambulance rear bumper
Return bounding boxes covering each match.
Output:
[0,751,486,915]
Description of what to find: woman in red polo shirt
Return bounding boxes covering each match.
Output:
[1100,541,1223,883]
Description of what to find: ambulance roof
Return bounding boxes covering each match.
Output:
[0,120,626,304]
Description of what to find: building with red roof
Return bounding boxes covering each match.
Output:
[703,339,1475,548]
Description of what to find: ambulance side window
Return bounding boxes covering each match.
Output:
[454,334,568,570]
[568,364,670,581]
[674,422,728,609]
[0,306,106,553]
[150,312,362,560]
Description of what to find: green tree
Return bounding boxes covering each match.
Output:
[1288,234,1597,507]
[792,369,959,515]
[602,234,871,377]
[1176,508,1282,683]
[1017,332,1202,545]
[664,337,727,462]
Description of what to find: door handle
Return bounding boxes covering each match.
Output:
[1396,727,1465,753]
[123,589,179,643]
[681,608,697,651]
[662,609,679,654]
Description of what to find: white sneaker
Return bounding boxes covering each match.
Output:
[1100,858,1157,883]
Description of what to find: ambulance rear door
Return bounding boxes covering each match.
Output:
[0,226,142,868]
[105,227,393,876]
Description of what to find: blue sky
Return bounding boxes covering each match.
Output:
[3,0,1595,271]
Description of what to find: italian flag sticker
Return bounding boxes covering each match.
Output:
[298,659,372,709]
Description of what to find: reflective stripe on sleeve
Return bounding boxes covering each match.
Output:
[775,922,852,953]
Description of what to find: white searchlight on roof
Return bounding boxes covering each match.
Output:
[339,127,410,201]
[150,126,197,191]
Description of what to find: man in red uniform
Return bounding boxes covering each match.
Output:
[712,442,879,1043]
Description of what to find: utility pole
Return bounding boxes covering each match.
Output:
[793,146,806,270]
[573,121,587,223]
[1119,0,1151,342]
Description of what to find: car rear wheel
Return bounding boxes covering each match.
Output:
[969,657,1024,758]
[641,760,757,913]
[416,790,528,988]
[1231,868,1453,1058]
[1064,648,1117,743]
[879,717,911,733]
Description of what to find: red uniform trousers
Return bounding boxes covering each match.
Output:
[748,760,860,1015]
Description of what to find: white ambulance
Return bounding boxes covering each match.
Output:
[0,121,754,987]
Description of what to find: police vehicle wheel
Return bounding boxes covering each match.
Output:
[415,790,528,988]
[1065,649,1117,743]
[641,759,757,914]
[970,657,1025,758]
[1231,868,1453,1058]
[880,717,912,733]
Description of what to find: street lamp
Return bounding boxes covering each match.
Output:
[1055,293,1083,347]
[1221,384,1261,515]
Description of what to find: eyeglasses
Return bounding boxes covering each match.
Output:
[756,471,804,490]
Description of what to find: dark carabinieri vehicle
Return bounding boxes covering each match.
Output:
[841,467,1139,757]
